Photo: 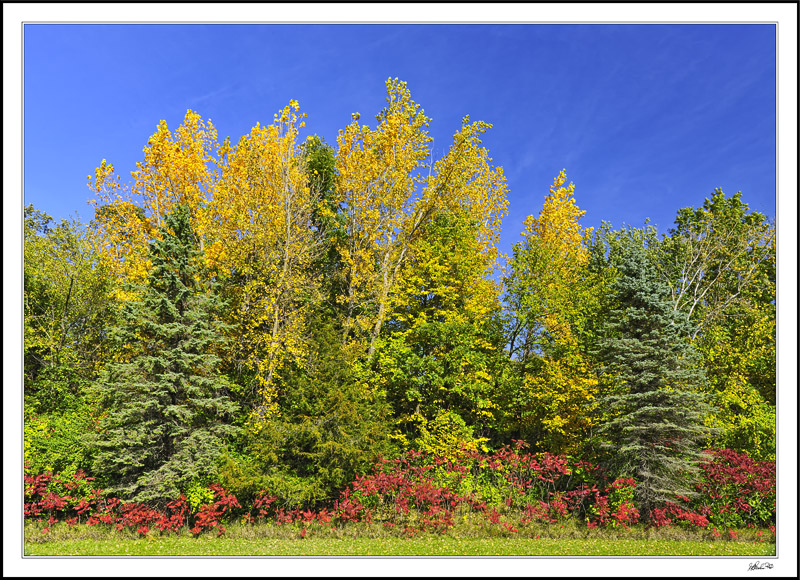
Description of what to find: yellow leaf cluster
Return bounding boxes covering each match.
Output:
[335,81,508,358]
[522,170,590,276]
[335,79,433,339]
[207,101,318,420]
[506,171,603,452]
[516,170,596,345]
[427,117,509,267]
[414,411,490,462]
[133,110,218,232]
[522,354,599,455]
[88,110,218,294]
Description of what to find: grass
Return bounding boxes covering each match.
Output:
[24,536,776,557]
[24,522,776,557]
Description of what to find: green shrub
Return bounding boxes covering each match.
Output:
[24,405,97,475]
[185,480,216,514]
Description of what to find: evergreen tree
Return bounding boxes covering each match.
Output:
[92,204,239,506]
[303,135,348,313]
[248,307,392,508]
[594,238,713,521]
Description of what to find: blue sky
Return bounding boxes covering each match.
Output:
[23,23,776,259]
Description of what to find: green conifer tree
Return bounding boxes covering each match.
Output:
[594,239,713,521]
[249,307,392,508]
[92,204,239,505]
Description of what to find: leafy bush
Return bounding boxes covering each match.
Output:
[331,443,638,534]
[24,447,775,539]
[415,410,489,462]
[185,480,216,514]
[24,405,98,475]
[692,448,775,529]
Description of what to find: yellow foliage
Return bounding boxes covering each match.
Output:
[133,110,218,232]
[335,81,508,359]
[206,101,318,422]
[87,103,319,420]
[522,354,599,455]
[697,309,775,459]
[506,170,604,453]
[88,110,219,296]
[426,117,509,264]
[335,79,433,347]
[415,411,490,460]
[85,81,514,440]
[522,170,591,260]
[518,170,593,345]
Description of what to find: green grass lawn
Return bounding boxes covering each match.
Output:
[24,524,776,557]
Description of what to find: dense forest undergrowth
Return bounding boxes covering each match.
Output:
[24,79,776,545]
[25,446,775,545]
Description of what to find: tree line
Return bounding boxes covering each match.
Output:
[24,79,776,520]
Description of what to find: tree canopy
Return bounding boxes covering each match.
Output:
[24,79,776,523]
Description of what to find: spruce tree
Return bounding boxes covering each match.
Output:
[92,204,239,505]
[594,239,713,521]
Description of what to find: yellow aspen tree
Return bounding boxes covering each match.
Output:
[422,116,509,302]
[335,78,433,357]
[368,116,509,452]
[132,110,219,235]
[505,170,603,454]
[389,115,509,346]
[87,110,219,295]
[507,170,591,354]
[87,160,152,293]
[205,101,318,427]
[335,80,509,360]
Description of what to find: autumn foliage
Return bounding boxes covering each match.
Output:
[25,78,775,536]
[25,446,774,538]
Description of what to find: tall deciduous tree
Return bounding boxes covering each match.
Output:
[24,205,114,387]
[335,80,508,360]
[660,189,775,339]
[659,189,776,460]
[205,101,320,427]
[88,110,219,294]
[594,239,713,521]
[335,78,434,356]
[92,204,239,505]
[505,171,592,359]
[374,211,507,451]
[502,171,604,454]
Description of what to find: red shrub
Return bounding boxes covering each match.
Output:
[651,502,708,529]
[23,447,772,536]
[692,449,775,529]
